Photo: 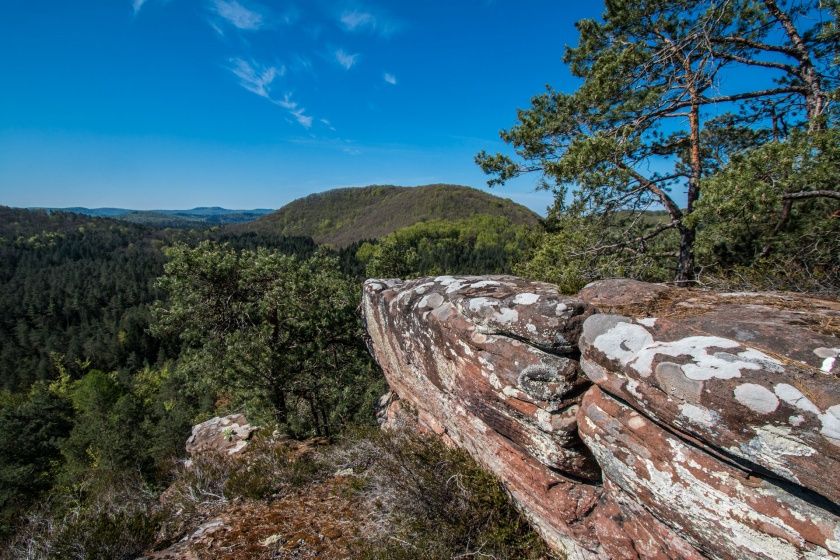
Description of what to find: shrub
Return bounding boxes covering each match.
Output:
[2,474,159,560]
[336,430,556,560]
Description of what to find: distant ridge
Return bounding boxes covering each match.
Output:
[34,207,274,227]
[240,184,541,247]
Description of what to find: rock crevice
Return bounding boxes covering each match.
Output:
[362,276,840,560]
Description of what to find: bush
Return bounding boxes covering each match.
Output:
[338,430,556,560]
[2,474,159,560]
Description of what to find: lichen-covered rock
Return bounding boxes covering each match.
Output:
[362,275,707,559]
[363,275,840,559]
[579,386,840,560]
[579,303,840,503]
[363,276,598,477]
[185,414,257,458]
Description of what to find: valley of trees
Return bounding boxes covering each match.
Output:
[0,0,837,558]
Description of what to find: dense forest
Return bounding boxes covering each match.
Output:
[1,0,838,558]
[0,202,536,555]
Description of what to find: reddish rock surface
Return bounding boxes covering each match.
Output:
[580,386,840,559]
[363,275,840,560]
[578,284,840,504]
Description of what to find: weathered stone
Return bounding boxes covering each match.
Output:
[364,275,840,559]
[578,278,673,312]
[579,300,840,503]
[185,414,257,458]
[579,386,840,560]
[363,276,599,478]
[363,276,611,557]
[590,479,705,560]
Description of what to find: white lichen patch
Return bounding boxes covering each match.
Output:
[774,383,840,446]
[555,303,567,315]
[418,292,444,309]
[626,379,643,400]
[627,414,647,430]
[580,357,609,383]
[774,384,820,415]
[534,408,554,432]
[526,323,537,334]
[789,415,805,426]
[824,405,840,445]
[679,403,721,428]
[468,297,498,312]
[734,383,779,414]
[629,335,783,381]
[637,317,658,327]
[592,322,654,373]
[814,347,839,373]
[470,280,501,289]
[512,292,540,305]
[493,307,519,324]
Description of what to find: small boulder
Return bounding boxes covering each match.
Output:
[185,414,257,458]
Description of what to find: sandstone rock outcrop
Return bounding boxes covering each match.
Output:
[363,276,840,560]
[185,414,257,458]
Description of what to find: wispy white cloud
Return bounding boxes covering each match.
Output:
[339,7,401,36]
[383,72,397,85]
[320,118,336,131]
[211,0,264,30]
[274,94,313,128]
[228,57,283,98]
[340,10,375,31]
[335,48,359,70]
[132,0,149,14]
[226,58,315,129]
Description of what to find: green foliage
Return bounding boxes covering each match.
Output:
[2,474,160,560]
[0,383,73,538]
[152,241,382,437]
[518,212,677,293]
[355,431,554,560]
[477,0,838,283]
[242,184,540,247]
[358,215,538,279]
[690,129,840,291]
[222,437,327,500]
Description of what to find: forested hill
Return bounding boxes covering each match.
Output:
[238,184,541,247]
[0,207,318,391]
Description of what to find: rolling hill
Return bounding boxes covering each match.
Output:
[240,184,541,247]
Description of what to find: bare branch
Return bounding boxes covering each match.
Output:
[782,190,840,201]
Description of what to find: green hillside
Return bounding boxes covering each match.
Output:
[241,184,541,247]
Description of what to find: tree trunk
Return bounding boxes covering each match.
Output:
[271,383,288,427]
[307,395,324,437]
[677,56,703,285]
[761,0,826,128]
[675,225,696,286]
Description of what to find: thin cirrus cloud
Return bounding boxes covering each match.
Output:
[228,57,283,98]
[334,48,359,70]
[339,8,401,36]
[132,0,148,14]
[227,58,314,129]
[210,0,264,31]
[274,94,314,128]
[383,73,397,85]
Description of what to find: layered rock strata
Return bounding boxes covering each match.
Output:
[362,276,840,560]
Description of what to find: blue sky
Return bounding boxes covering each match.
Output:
[0,0,605,214]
